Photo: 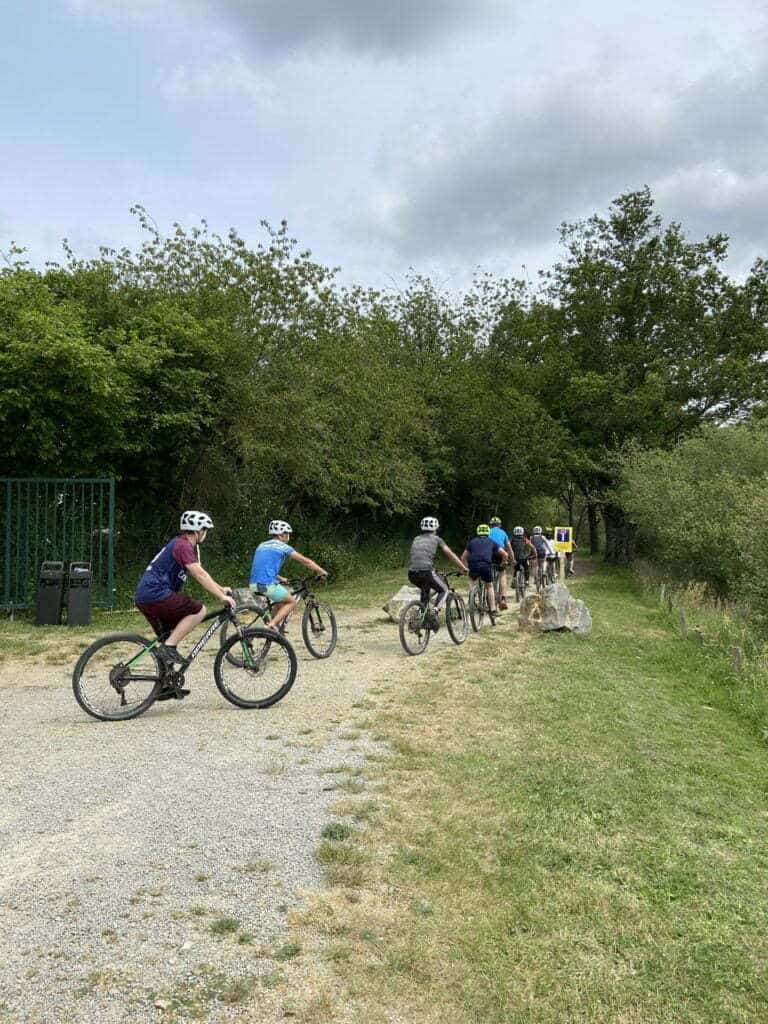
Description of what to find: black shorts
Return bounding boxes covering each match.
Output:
[469,564,494,584]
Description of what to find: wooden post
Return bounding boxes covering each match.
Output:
[679,607,688,639]
[659,583,666,605]
[731,646,744,673]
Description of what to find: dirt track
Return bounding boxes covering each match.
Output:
[0,602,480,1023]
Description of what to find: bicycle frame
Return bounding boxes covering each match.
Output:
[125,608,251,672]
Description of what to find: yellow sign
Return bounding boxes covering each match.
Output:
[554,526,573,553]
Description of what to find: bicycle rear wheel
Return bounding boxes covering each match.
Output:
[302,600,338,659]
[72,633,162,721]
[445,592,469,644]
[214,628,297,709]
[468,585,486,631]
[398,600,430,655]
[515,569,526,603]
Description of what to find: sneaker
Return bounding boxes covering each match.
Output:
[428,609,441,632]
[499,600,508,611]
[156,644,183,666]
[489,610,498,626]
[156,685,191,702]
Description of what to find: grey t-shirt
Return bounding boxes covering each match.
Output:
[408,533,444,572]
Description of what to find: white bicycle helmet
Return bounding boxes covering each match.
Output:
[420,516,439,532]
[180,510,214,531]
[268,519,293,536]
[532,525,543,535]
[513,526,525,536]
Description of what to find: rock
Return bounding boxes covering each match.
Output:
[519,582,591,635]
[382,585,421,623]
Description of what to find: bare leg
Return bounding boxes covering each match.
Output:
[166,606,207,646]
[268,596,297,631]
[486,581,497,613]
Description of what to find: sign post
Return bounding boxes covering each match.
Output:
[554,526,573,582]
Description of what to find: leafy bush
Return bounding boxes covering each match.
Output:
[618,422,768,624]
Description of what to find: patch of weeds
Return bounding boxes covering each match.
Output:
[260,970,283,989]
[273,942,302,962]
[321,821,354,841]
[235,858,274,875]
[265,756,288,776]
[335,778,365,794]
[210,916,240,937]
[101,928,118,944]
[237,932,255,945]
[325,943,354,963]
[194,873,209,883]
[320,764,352,775]
[77,968,119,997]
[190,906,208,917]
[265,734,280,741]
[163,966,257,1016]
[411,899,434,917]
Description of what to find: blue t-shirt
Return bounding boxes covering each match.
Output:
[250,539,294,586]
[135,536,198,603]
[466,536,501,571]
[489,526,509,549]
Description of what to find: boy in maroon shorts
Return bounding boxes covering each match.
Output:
[134,511,235,687]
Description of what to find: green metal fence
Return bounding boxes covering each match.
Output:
[0,478,115,612]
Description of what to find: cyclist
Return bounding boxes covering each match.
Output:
[407,516,467,629]
[462,524,508,622]
[530,526,555,585]
[488,516,513,610]
[545,529,561,580]
[511,526,535,586]
[249,520,328,632]
[134,511,236,678]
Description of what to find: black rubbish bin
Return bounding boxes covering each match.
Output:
[36,562,65,626]
[67,562,93,626]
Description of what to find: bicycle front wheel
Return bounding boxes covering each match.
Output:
[468,585,486,631]
[445,592,469,644]
[398,600,430,656]
[220,605,268,667]
[214,628,297,708]
[302,601,338,659]
[72,633,162,721]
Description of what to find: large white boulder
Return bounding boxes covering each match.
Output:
[519,582,591,634]
[382,585,422,623]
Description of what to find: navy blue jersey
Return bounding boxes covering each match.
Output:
[466,536,500,571]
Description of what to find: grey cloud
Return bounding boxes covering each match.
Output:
[204,0,510,55]
[368,60,768,265]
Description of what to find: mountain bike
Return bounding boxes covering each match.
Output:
[546,556,559,585]
[514,561,527,603]
[468,578,497,631]
[72,606,297,722]
[219,576,337,662]
[398,571,469,656]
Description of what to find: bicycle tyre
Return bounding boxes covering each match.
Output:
[398,600,430,656]
[72,633,163,722]
[515,569,525,604]
[214,628,297,709]
[301,600,338,659]
[468,585,486,631]
[220,604,269,666]
[445,592,469,645]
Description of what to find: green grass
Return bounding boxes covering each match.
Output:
[302,566,768,1023]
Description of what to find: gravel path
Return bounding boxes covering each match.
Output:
[0,603,470,1023]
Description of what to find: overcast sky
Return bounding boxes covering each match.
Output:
[1,0,766,289]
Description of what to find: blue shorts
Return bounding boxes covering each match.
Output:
[469,565,494,584]
[250,582,290,602]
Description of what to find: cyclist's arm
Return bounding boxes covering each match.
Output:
[443,542,469,571]
[186,562,235,606]
[496,543,509,563]
[289,551,328,578]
